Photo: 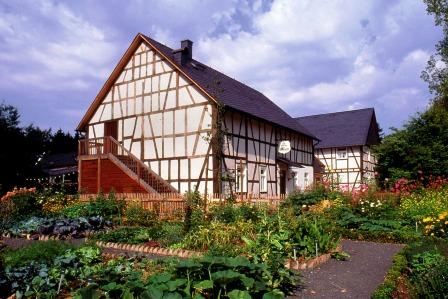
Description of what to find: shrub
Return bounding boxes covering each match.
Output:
[60,192,125,223]
[37,188,77,214]
[285,184,328,209]
[372,253,408,299]
[183,191,205,233]
[158,222,184,247]
[3,241,74,268]
[412,260,448,297]
[10,191,42,220]
[400,187,448,222]
[182,220,256,255]
[292,215,340,258]
[421,210,448,238]
[0,200,14,232]
[92,227,158,244]
[125,202,159,227]
[209,202,262,223]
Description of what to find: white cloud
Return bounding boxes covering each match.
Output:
[193,0,440,130]
[0,0,116,91]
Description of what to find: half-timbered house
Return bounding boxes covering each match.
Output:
[295,108,380,191]
[76,33,317,196]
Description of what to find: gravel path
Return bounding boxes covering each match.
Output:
[292,240,404,299]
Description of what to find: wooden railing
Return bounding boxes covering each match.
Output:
[79,137,177,193]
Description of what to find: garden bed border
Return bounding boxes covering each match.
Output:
[94,241,342,270]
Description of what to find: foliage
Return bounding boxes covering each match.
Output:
[243,211,293,276]
[331,251,350,261]
[183,191,205,233]
[36,187,77,215]
[400,186,448,221]
[60,193,126,223]
[9,190,43,221]
[373,238,448,299]
[421,211,448,238]
[3,245,102,298]
[3,241,74,268]
[374,0,448,186]
[327,205,421,243]
[283,184,329,211]
[6,215,111,239]
[412,259,448,298]
[74,255,299,298]
[92,226,158,245]
[291,215,340,258]
[209,203,262,224]
[0,103,79,195]
[183,220,256,256]
[125,201,159,227]
[157,222,184,247]
[371,253,408,299]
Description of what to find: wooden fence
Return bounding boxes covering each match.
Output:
[77,193,288,219]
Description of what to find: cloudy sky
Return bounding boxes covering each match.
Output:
[0,0,442,133]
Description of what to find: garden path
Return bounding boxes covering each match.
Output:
[291,239,404,299]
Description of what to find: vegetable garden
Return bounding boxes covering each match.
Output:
[1,178,447,298]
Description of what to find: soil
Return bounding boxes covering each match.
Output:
[291,239,404,299]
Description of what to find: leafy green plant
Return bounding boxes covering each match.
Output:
[331,251,350,261]
[183,191,205,233]
[292,215,339,258]
[3,241,74,268]
[60,192,125,223]
[283,185,328,212]
[400,187,448,222]
[10,191,43,221]
[125,202,159,227]
[182,220,256,255]
[74,255,299,298]
[92,227,158,245]
[209,203,262,224]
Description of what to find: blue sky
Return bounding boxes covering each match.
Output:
[0,0,442,133]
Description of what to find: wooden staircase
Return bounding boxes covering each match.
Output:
[79,136,177,194]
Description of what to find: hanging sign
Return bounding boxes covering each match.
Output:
[278,140,291,154]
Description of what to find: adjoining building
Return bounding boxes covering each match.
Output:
[76,33,317,196]
[296,108,380,191]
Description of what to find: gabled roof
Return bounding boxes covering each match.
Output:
[77,33,316,140]
[295,108,380,149]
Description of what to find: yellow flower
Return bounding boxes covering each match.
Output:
[439,211,448,220]
[423,217,432,223]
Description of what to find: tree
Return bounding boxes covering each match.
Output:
[374,1,448,185]
[0,102,79,194]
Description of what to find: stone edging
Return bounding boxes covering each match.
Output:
[285,244,342,270]
[95,241,202,258]
[2,231,98,241]
[96,241,341,270]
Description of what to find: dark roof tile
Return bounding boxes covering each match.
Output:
[295,108,377,148]
[142,35,316,139]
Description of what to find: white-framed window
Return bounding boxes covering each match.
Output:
[337,148,347,159]
[259,165,267,192]
[235,164,247,193]
[293,171,298,187]
[304,172,309,187]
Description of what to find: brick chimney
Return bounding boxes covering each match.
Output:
[173,39,193,65]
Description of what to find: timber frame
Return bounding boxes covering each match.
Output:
[77,33,317,196]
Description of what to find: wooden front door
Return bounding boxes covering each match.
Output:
[104,121,118,154]
[279,170,286,195]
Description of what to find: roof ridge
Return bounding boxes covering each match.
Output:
[143,34,316,139]
[295,107,374,119]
